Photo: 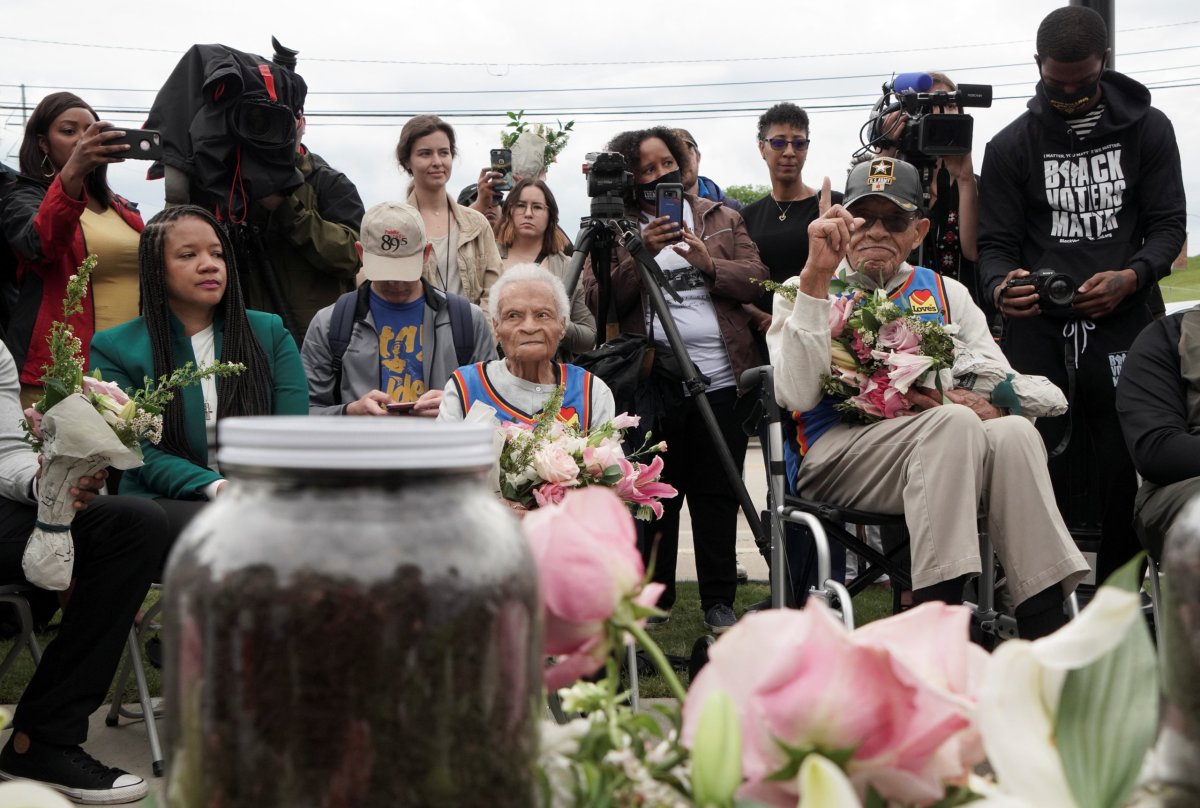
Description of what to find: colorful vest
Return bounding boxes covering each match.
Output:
[451,362,594,430]
[787,267,951,478]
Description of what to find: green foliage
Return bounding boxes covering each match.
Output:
[722,184,771,207]
[37,254,96,414]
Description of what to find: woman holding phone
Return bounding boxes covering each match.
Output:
[580,126,766,634]
[495,178,594,357]
[394,115,502,310]
[0,92,143,408]
[90,205,307,543]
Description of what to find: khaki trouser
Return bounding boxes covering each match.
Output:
[796,404,1090,606]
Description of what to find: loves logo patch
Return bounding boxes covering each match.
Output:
[908,288,939,315]
[557,407,580,427]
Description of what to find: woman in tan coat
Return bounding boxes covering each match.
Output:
[395,115,502,310]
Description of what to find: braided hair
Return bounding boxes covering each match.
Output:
[138,205,274,465]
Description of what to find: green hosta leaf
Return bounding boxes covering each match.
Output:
[1055,554,1158,808]
[859,307,880,332]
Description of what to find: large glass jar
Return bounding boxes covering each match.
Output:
[162,417,541,807]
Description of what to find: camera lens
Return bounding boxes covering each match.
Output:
[1045,275,1076,307]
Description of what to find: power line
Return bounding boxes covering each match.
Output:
[0,21,1196,67]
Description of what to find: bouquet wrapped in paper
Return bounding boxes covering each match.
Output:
[21,256,243,589]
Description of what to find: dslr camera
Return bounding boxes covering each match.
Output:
[583,151,633,221]
[1004,269,1077,308]
[868,73,993,160]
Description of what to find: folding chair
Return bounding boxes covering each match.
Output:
[105,588,163,777]
[0,584,44,681]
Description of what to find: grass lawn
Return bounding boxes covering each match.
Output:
[632,581,895,698]
[1157,254,1200,303]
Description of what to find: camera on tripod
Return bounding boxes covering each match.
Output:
[1004,269,1077,308]
[866,73,993,161]
[582,151,633,221]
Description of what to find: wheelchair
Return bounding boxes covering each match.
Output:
[739,364,1076,638]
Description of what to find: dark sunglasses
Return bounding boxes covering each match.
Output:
[852,212,918,233]
[762,137,811,151]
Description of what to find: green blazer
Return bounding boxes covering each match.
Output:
[89,310,308,500]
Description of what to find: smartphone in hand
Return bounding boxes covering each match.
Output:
[386,401,417,416]
[490,148,514,192]
[103,128,163,161]
[656,183,685,242]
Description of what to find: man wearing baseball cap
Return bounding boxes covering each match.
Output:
[765,157,1088,638]
[302,202,495,416]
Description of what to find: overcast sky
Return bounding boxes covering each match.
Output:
[1,0,1196,261]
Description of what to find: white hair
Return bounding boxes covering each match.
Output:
[488,263,571,324]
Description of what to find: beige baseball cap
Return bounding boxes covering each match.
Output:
[359,202,427,282]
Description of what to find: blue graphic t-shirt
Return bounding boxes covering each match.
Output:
[369,290,425,402]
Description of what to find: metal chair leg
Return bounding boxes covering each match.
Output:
[626,642,640,713]
[105,596,164,777]
[1148,556,1162,636]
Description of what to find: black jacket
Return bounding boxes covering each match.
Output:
[978,71,1186,316]
[1117,309,1200,487]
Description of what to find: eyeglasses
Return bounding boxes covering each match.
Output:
[852,211,918,233]
[762,137,811,151]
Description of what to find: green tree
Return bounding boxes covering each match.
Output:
[722,183,771,207]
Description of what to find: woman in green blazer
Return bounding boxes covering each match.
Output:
[91,205,307,541]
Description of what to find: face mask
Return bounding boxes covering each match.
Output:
[1042,80,1099,115]
[635,169,682,204]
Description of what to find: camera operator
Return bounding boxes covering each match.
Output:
[580,127,767,634]
[874,73,980,303]
[979,6,1186,583]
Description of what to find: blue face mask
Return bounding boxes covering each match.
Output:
[635,169,682,204]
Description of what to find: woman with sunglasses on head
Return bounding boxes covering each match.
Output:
[90,206,307,544]
[741,103,842,337]
[0,92,143,409]
[495,179,595,358]
[581,126,767,635]
[395,115,503,312]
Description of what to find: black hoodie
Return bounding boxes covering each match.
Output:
[978,70,1186,316]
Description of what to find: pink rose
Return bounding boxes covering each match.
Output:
[681,603,974,806]
[23,407,43,439]
[532,482,568,508]
[531,444,581,485]
[850,331,873,362]
[877,319,921,354]
[582,438,625,477]
[849,371,907,420]
[81,375,130,405]
[612,455,678,520]
[522,487,663,689]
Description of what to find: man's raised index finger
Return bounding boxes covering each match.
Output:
[819,177,832,216]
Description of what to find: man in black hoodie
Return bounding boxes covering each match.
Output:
[978,6,1186,582]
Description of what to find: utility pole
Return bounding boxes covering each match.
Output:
[20,84,27,125]
[1070,0,1116,68]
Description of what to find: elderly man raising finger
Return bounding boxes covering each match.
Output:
[766,156,1089,638]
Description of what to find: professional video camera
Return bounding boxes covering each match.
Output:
[1004,269,1078,308]
[582,151,633,221]
[862,72,993,162]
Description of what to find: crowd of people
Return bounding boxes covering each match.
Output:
[0,4,1189,804]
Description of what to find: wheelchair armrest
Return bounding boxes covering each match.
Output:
[783,496,906,528]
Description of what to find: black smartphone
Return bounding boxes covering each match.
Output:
[490,148,514,192]
[104,128,163,161]
[656,183,685,241]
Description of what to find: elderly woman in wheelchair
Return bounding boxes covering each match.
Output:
[765,157,1090,639]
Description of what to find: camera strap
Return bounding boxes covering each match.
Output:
[1047,319,1094,458]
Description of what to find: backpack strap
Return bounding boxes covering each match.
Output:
[327,290,359,406]
[445,292,474,367]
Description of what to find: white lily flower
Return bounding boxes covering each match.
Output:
[978,585,1143,808]
[796,754,862,808]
